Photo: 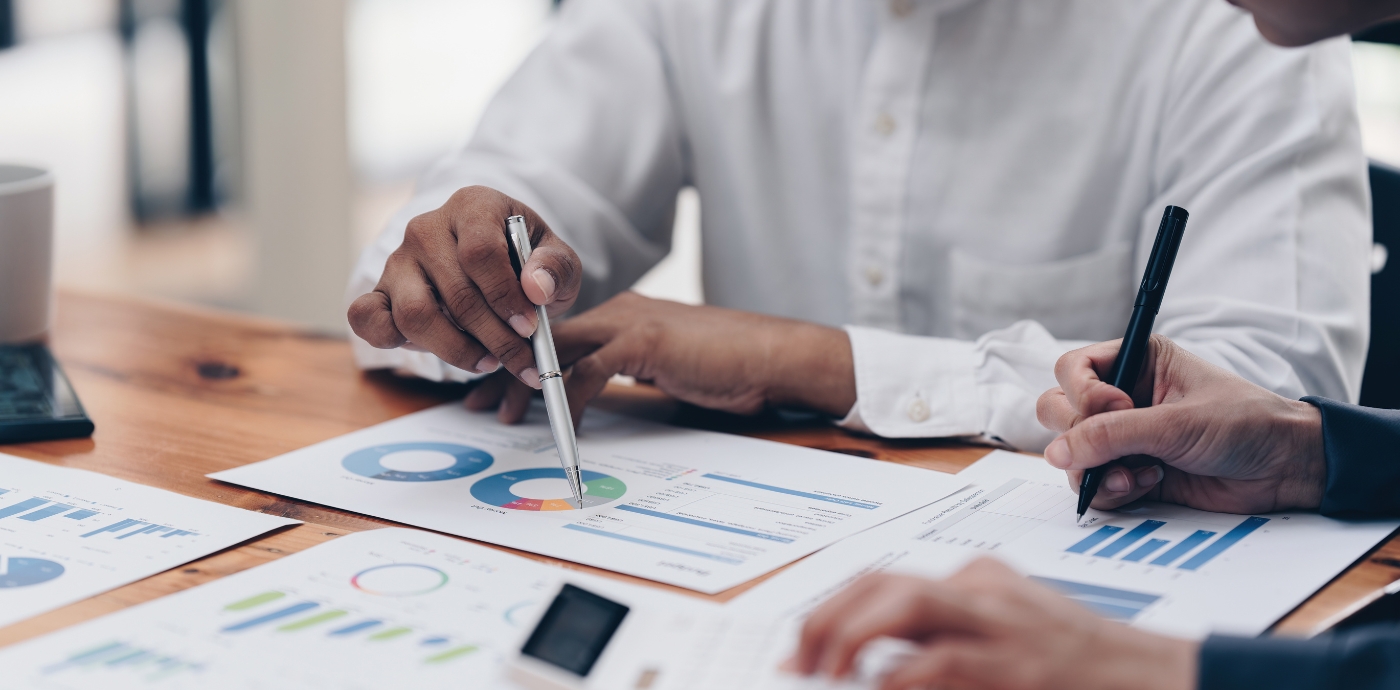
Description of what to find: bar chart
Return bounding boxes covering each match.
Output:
[1065,516,1270,570]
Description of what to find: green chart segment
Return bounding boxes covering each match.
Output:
[218,590,479,665]
[470,468,626,511]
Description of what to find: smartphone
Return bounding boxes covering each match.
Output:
[0,343,94,443]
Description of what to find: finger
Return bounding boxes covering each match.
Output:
[562,335,648,428]
[382,268,493,373]
[1036,387,1079,434]
[465,371,510,411]
[878,645,972,690]
[1090,463,1165,510]
[451,211,541,338]
[1054,341,1135,418]
[820,583,981,679]
[420,247,539,386]
[796,575,888,675]
[1044,405,1185,472]
[348,290,406,349]
[498,378,534,424]
[520,222,583,313]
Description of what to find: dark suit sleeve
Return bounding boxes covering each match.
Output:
[1301,397,1400,518]
[1199,625,1400,690]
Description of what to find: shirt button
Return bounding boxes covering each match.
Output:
[863,265,885,287]
[907,398,930,423]
[874,112,897,137]
[890,0,914,18]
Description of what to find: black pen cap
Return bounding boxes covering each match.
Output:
[1141,206,1189,295]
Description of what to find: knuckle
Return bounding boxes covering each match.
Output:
[439,283,481,321]
[493,339,532,367]
[459,239,500,269]
[394,297,437,332]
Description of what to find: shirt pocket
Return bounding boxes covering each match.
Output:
[949,244,1134,341]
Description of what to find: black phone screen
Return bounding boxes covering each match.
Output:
[520,584,630,677]
[0,344,93,443]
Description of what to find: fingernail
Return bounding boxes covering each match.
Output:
[1107,399,1133,412]
[1105,470,1131,493]
[532,269,556,302]
[520,367,542,389]
[475,355,499,373]
[1137,465,1165,488]
[1045,438,1070,468]
[509,313,536,338]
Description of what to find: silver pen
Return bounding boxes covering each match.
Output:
[505,215,585,508]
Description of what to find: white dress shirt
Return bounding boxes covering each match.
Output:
[349,0,1371,451]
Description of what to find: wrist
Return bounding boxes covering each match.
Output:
[759,322,856,417]
[1275,399,1326,510]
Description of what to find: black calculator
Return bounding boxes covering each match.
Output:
[0,344,94,443]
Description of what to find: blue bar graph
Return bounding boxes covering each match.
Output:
[699,474,879,510]
[118,525,171,539]
[614,505,795,542]
[81,519,144,538]
[330,620,383,636]
[19,504,73,521]
[162,529,196,538]
[0,498,49,520]
[222,602,320,632]
[1150,530,1217,566]
[1122,539,1170,563]
[1093,520,1166,558]
[63,509,99,520]
[1066,525,1123,554]
[1178,517,1270,571]
[1028,576,1162,621]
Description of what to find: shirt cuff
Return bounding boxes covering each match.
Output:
[1304,396,1400,519]
[836,325,984,439]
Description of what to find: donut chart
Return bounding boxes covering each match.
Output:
[351,563,448,596]
[470,468,626,511]
[0,556,64,588]
[342,442,493,482]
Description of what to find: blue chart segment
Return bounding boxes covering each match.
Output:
[1066,526,1123,554]
[1093,520,1166,558]
[0,497,102,522]
[81,519,197,540]
[1066,517,1270,571]
[0,555,65,587]
[1150,530,1217,566]
[1179,517,1270,571]
[342,442,493,482]
[699,474,879,509]
[471,468,625,510]
[1030,577,1161,621]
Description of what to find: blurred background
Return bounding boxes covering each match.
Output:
[0,0,1390,333]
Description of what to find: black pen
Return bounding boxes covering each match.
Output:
[1076,206,1189,524]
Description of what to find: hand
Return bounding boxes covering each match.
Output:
[347,186,582,387]
[792,560,1197,690]
[1036,335,1326,513]
[464,292,857,425]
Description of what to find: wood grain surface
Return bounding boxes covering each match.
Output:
[0,291,1393,647]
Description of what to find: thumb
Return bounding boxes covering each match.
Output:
[521,232,581,312]
[1044,406,1184,473]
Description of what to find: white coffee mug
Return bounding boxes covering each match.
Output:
[0,164,55,344]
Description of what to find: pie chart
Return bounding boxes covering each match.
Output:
[342,442,493,482]
[470,468,626,511]
[0,556,64,588]
[351,563,449,596]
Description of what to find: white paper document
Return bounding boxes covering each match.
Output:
[0,526,900,690]
[732,450,1400,639]
[208,403,964,593]
[0,453,298,629]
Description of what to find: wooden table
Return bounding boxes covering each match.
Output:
[0,292,1395,647]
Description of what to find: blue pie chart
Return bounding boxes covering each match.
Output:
[0,556,64,588]
[342,442,493,482]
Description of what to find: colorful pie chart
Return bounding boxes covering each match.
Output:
[470,468,626,511]
[342,442,493,482]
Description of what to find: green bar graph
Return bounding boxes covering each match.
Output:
[277,610,348,632]
[224,591,285,611]
[425,645,478,664]
[368,626,412,641]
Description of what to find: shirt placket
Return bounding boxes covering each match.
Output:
[847,0,938,332]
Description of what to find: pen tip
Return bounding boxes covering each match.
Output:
[1075,513,1084,525]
